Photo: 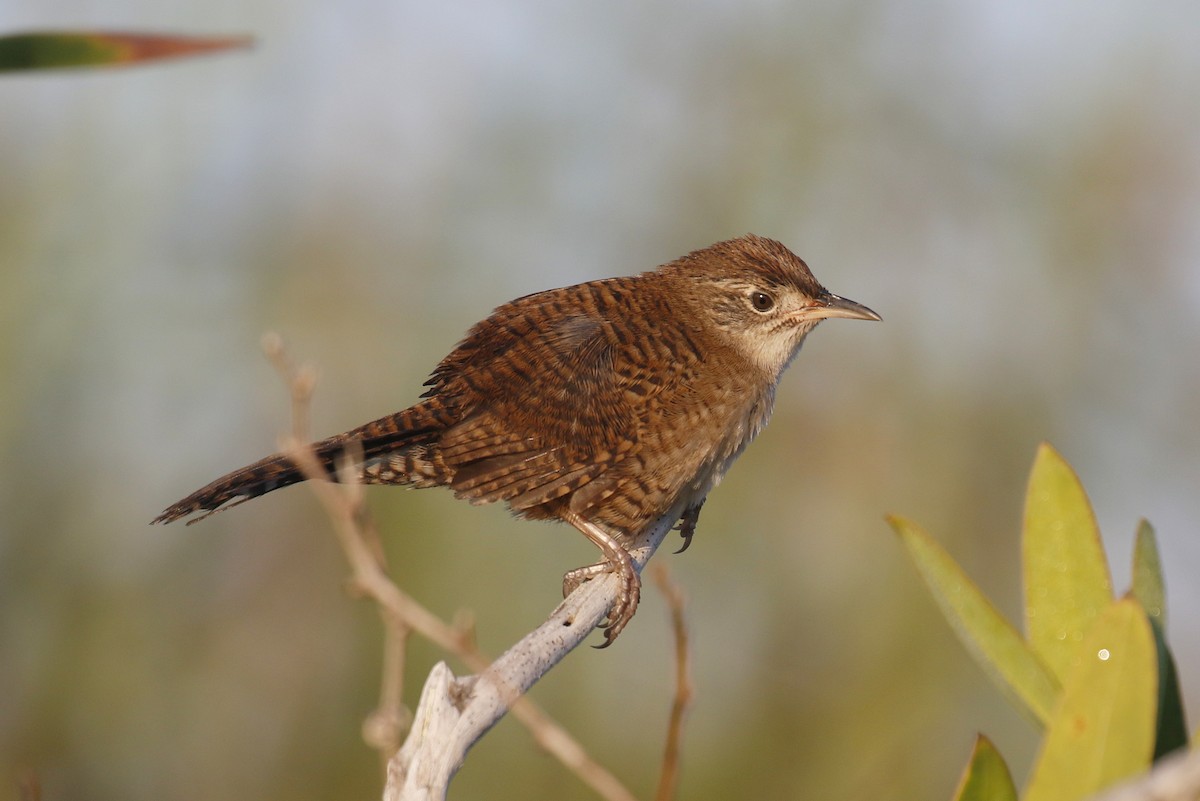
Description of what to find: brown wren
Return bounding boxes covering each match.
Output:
[154,234,880,645]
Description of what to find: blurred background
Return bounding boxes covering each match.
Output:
[3,1,1199,799]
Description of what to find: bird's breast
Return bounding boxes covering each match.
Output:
[682,384,777,506]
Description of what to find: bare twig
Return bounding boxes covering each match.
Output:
[17,770,41,801]
[385,514,675,801]
[362,613,413,766]
[261,335,646,801]
[651,564,693,801]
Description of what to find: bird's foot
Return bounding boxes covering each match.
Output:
[561,551,640,647]
[561,510,642,647]
[672,499,705,554]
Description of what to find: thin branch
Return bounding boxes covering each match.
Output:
[362,613,413,767]
[17,770,41,801]
[651,564,693,801]
[385,512,678,801]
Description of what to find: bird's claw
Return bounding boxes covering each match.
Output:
[564,551,640,647]
[673,500,704,554]
[562,562,607,598]
[594,558,640,648]
[673,527,694,555]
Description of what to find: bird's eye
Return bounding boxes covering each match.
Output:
[749,291,775,313]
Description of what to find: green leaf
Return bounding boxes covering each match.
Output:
[1131,522,1187,759]
[1023,597,1157,801]
[0,31,251,72]
[889,515,1060,725]
[1132,520,1166,625]
[1147,617,1188,760]
[1023,443,1113,682]
[950,734,1018,801]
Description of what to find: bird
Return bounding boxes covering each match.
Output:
[154,234,880,645]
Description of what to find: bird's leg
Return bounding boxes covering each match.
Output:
[673,498,705,554]
[560,510,639,648]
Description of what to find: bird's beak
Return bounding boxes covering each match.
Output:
[809,292,882,322]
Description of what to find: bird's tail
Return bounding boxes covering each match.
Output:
[152,401,453,525]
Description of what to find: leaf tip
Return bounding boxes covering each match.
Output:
[884,513,916,538]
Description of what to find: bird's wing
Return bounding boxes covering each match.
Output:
[430,284,652,512]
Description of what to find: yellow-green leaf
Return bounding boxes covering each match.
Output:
[1132,520,1166,625]
[1024,597,1157,801]
[1023,443,1113,682]
[951,734,1018,801]
[889,515,1060,725]
[0,31,251,72]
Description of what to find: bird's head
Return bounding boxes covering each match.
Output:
[661,234,881,376]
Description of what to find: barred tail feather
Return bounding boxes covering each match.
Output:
[152,401,452,525]
[151,450,308,525]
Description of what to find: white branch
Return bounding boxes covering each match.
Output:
[384,502,685,801]
[1086,748,1200,801]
